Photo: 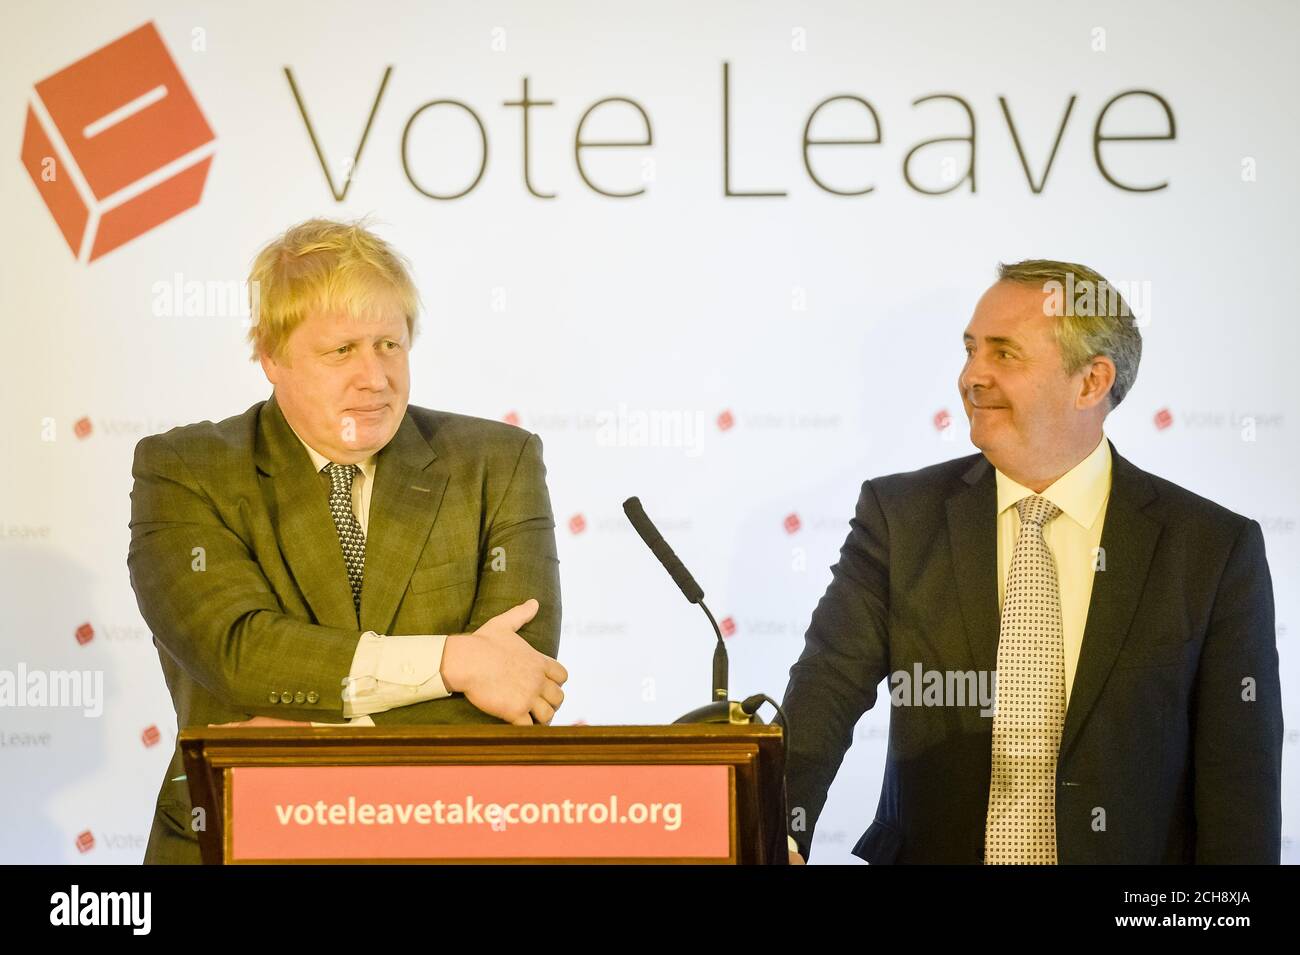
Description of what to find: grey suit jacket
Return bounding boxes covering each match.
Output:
[127,394,561,863]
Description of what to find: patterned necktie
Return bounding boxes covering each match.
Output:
[323,463,366,614]
[984,494,1065,865]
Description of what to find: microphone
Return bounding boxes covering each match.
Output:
[620,496,736,724]
[622,496,704,603]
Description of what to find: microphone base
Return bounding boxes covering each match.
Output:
[673,701,762,725]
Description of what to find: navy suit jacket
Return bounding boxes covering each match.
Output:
[779,439,1283,863]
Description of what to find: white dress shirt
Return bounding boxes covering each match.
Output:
[283,424,453,726]
[994,433,1112,710]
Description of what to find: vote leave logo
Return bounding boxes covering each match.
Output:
[20,22,215,263]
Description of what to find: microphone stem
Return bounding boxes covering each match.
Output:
[700,601,728,701]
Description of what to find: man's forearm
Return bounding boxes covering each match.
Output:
[341,632,452,717]
[150,608,360,721]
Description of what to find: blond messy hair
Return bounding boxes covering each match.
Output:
[246,217,421,361]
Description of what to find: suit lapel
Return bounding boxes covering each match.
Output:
[255,394,360,630]
[359,411,449,635]
[944,440,1163,762]
[946,454,1000,674]
[1058,440,1160,760]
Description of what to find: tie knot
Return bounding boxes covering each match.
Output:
[1016,494,1061,529]
[323,462,358,494]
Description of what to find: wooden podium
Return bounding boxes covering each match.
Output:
[180,724,788,864]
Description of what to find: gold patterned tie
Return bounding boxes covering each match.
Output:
[984,494,1064,864]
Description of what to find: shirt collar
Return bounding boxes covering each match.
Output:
[284,420,376,482]
[994,434,1111,531]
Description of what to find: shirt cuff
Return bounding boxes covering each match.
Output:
[310,715,376,727]
[341,632,451,718]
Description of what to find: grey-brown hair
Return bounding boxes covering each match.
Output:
[997,259,1142,410]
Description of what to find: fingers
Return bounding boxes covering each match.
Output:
[543,658,569,685]
[530,698,556,725]
[501,685,562,727]
[540,681,564,710]
[488,598,540,634]
[528,680,564,725]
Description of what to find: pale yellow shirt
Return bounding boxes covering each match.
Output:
[284,423,452,725]
[994,434,1112,710]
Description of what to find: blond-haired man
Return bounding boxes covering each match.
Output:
[781,260,1282,864]
[128,219,566,864]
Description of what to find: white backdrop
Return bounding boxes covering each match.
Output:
[1,0,1296,863]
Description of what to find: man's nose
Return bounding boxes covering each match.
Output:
[960,352,993,393]
[354,344,388,390]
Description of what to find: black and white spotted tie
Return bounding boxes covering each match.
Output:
[985,494,1065,865]
[323,463,365,613]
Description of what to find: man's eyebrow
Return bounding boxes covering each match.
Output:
[962,333,1023,349]
[321,332,401,348]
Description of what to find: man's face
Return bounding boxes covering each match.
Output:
[260,305,410,464]
[957,280,1090,475]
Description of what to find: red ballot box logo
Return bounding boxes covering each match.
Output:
[20,21,215,263]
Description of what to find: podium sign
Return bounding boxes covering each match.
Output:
[228,763,732,862]
[181,724,788,864]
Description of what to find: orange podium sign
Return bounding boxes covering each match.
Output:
[181,724,789,864]
[229,764,731,862]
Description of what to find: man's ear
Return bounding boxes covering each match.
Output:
[258,347,280,385]
[1077,355,1117,411]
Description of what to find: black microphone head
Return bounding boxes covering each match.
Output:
[622,495,705,604]
[622,496,662,550]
